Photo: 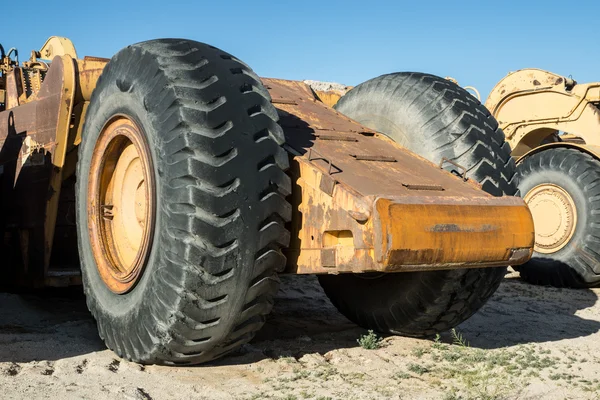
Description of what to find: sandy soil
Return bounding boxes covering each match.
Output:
[1,269,600,400]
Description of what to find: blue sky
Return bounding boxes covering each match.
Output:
[4,0,598,99]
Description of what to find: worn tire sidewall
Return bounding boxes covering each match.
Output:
[77,54,164,322]
[517,165,587,266]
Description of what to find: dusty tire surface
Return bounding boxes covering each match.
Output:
[515,148,600,288]
[76,39,291,365]
[320,72,516,336]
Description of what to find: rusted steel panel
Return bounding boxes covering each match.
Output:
[262,78,535,274]
[43,56,76,269]
[0,56,75,285]
[0,53,106,287]
[75,58,107,102]
[264,78,492,199]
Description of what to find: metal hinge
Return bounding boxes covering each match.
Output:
[439,157,468,181]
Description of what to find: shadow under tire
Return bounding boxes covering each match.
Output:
[515,148,600,288]
[75,39,291,365]
[319,72,515,336]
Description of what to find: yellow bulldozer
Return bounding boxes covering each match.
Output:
[0,37,534,365]
[485,69,600,288]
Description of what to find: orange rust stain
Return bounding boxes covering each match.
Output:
[376,199,534,267]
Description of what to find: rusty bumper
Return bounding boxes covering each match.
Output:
[375,197,533,271]
[283,154,534,275]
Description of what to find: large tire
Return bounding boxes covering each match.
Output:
[76,40,291,365]
[319,72,516,336]
[515,148,600,287]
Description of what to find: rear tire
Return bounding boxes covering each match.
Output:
[76,39,291,365]
[319,72,515,336]
[515,148,600,287]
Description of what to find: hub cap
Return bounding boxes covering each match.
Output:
[524,184,577,254]
[87,116,156,294]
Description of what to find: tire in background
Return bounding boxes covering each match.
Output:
[515,148,600,287]
[318,72,515,336]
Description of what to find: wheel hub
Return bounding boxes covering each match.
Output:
[87,116,156,294]
[524,183,577,254]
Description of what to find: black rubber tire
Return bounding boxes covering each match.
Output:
[515,148,600,287]
[319,72,516,337]
[76,39,292,365]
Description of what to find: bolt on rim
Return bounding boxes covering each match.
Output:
[524,183,577,254]
[87,116,156,294]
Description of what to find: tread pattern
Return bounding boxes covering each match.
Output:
[336,72,516,196]
[322,72,513,336]
[515,147,600,288]
[77,40,291,364]
[320,267,505,337]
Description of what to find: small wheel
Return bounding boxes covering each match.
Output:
[320,72,516,337]
[515,147,600,287]
[76,39,291,365]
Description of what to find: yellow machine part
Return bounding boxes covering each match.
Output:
[312,89,347,108]
[485,68,600,157]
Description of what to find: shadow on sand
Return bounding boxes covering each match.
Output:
[1,273,599,364]
[457,273,600,349]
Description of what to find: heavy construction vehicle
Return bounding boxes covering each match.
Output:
[485,69,600,288]
[0,37,534,365]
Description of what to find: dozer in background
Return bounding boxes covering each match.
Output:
[485,69,600,288]
[0,37,534,365]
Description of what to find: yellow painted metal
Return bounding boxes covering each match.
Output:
[38,36,78,60]
[43,55,76,268]
[75,58,108,102]
[485,68,600,157]
[105,137,149,268]
[46,56,108,267]
[375,198,534,270]
[313,89,347,108]
[523,184,577,254]
[306,82,353,108]
[87,116,155,294]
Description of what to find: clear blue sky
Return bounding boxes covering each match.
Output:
[4,0,598,99]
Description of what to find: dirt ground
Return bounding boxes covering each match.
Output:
[1,269,600,400]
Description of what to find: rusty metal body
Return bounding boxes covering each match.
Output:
[0,37,105,286]
[266,79,533,274]
[485,68,600,159]
[0,38,535,287]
